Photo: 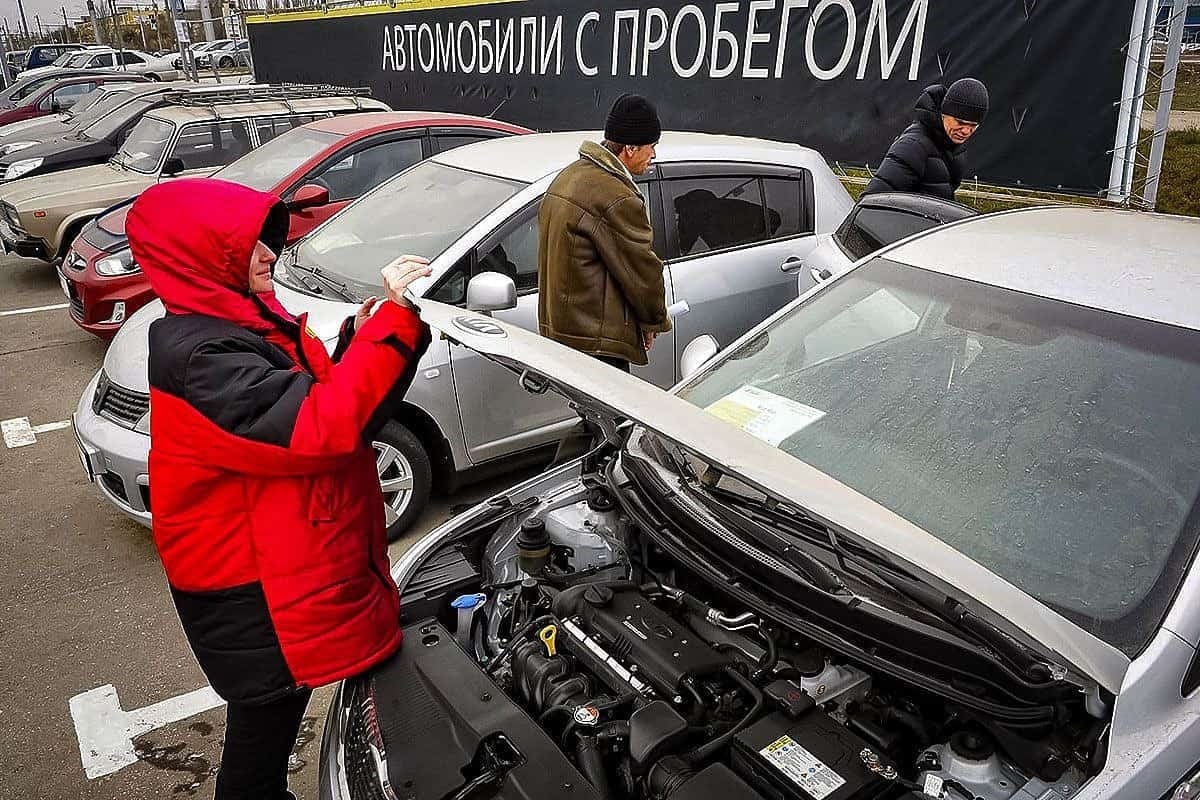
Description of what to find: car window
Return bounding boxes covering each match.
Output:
[477,209,539,293]
[313,137,423,202]
[169,120,253,170]
[213,126,339,192]
[117,116,175,172]
[665,176,775,258]
[838,207,941,260]
[119,52,145,65]
[89,53,116,68]
[254,114,327,144]
[40,82,96,111]
[433,134,494,153]
[762,177,809,239]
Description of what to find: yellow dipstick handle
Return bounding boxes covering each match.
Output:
[539,625,558,657]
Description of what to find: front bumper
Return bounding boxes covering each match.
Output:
[61,249,154,340]
[0,215,49,260]
[73,371,151,527]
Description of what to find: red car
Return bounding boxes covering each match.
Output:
[0,72,148,126]
[62,111,531,339]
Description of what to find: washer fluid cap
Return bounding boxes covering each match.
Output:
[451,593,487,610]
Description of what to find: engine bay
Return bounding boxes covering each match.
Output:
[378,453,1110,800]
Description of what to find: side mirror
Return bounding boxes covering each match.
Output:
[50,100,62,113]
[466,271,517,314]
[680,334,719,381]
[290,183,330,210]
[161,156,185,176]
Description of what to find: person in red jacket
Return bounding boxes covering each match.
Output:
[127,178,433,800]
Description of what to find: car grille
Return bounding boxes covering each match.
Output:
[66,279,83,319]
[93,372,149,428]
[343,687,389,800]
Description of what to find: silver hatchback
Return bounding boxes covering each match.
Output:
[73,131,853,536]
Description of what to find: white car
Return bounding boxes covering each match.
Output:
[322,206,1200,800]
[21,48,181,82]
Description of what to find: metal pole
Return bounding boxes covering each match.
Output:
[0,25,10,89]
[86,0,103,45]
[61,6,71,42]
[1107,0,1156,201]
[1144,0,1187,208]
[199,0,215,41]
[15,0,29,39]
[108,0,125,59]
[152,1,162,51]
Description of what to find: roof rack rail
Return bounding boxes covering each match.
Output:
[161,83,373,107]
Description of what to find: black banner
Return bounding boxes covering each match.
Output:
[248,0,1136,194]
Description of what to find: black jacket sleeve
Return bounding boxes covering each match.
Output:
[865,135,926,196]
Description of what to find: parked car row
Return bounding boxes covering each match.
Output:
[9,63,1198,800]
[17,46,182,82]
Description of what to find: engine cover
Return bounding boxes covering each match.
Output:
[554,584,729,696]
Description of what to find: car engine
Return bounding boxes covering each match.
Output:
[376,472,1105,800]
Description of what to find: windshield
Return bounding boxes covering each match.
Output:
[66,52,94,67]
[212,126,338,191]
[678,258,1200,657]
[115,116,174,173]
[295,161,524,289]
[82,95,155,141]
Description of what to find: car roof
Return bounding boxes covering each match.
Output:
[884,206,1200,331]
[432,130,831,183]
[149,96,389,123]
[307,110,528,136]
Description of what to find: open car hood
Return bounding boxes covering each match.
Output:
[416,297,1131,695]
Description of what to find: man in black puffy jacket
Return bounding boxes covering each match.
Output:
[864,78,989,201]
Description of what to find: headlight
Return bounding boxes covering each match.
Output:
[5,157,43,180]
[1,141,36,155]
[95,248,140,277]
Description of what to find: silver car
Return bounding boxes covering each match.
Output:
[788,191,977,293]
[73,131,854,538]
[320,206,1200,800]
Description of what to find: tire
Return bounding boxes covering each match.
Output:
[218,57,233,69]
[371,421,431,543]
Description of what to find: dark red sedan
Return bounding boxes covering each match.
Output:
[62,111,531,339]
[0,72,148,126]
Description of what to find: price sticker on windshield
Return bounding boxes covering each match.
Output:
[705,385,825,446]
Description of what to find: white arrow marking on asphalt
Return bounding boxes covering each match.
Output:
[70,684,225,779]
[0,302,69,316]
[1,417,71,448]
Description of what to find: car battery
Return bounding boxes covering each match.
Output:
[732,709,894,800]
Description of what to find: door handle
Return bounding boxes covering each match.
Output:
[780,256,803,273]
[810,267,833,283]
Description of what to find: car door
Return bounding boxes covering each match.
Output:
[661,164,817,355]
[117,51,146,73]
[447,180,672,464]
[285,132,426,241]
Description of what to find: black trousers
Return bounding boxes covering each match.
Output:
[215,689,311,800]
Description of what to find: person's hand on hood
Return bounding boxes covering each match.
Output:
[381,255,432,310]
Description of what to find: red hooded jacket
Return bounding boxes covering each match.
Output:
[129,178,430,704]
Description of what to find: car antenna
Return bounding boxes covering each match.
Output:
[487,95,510,119]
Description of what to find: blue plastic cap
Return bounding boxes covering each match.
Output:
[451,593,486,610]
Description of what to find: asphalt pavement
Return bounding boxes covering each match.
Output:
[0,252,531,799]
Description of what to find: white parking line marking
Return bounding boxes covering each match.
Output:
[0,302,69,316]
[70,683,225,779]
[2,417,71,448]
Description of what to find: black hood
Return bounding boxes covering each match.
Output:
[913,84,958,153]
[0,130,113,172]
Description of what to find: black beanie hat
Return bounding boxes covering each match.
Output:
[605,94,662,146]
[940,78,989,123]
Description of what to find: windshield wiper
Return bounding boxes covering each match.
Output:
[287,262,359,302]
